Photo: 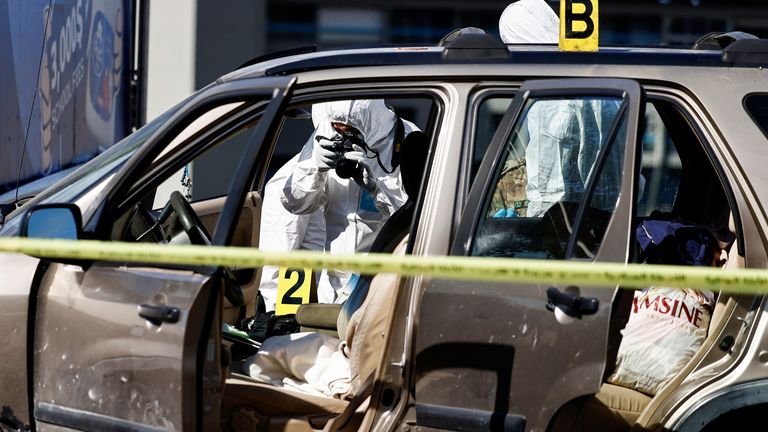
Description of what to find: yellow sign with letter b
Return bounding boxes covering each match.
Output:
[559,0,599,52]
[275,267,312,315]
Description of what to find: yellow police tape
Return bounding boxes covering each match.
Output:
[0,237,766,294]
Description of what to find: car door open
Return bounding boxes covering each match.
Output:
[30,77,294,431]
[410,79,645,432]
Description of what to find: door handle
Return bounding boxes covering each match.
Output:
[138,304,180,325]
[546,286,598,319]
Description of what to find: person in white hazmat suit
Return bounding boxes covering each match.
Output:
[499,0,559,45]
[281,99,419,304]
[496,0,624,218]
[258,154,325,312]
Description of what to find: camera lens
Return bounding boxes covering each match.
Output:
[336,160,357,179]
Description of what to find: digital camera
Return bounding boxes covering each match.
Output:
[316,134,358,179]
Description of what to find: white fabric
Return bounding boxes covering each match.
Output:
[499,0,559,44]
[259,154,325,311]
[314,137,344,172]
[281,100,417,303]
[244,332,351,399]
[499,1,626,217]
[343,151,377,193]
[524,98,622,217]
[608,287,714,396]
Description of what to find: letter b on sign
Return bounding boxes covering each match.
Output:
[559,0,599,52]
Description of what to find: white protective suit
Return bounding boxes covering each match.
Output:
[499,0,559,44]
[525,99,623,216]
[281,100,418,303]
[259,154,325,311]
[497,1,623,217]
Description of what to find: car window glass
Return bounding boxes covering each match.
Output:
[153,102,244,162]
[472,96,684,218]
[115,116,261,242]
[636,103,681,216]
[744,93,768,139]
[152,115,261,209]
[471,95,626,260]
[147,102,259,207]
[470,96,514,186]
[635,100,731,231]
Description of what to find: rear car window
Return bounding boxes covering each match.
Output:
[744,94,768,139]
[471,95,627,260]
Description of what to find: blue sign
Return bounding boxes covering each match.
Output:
[0,0,132,193]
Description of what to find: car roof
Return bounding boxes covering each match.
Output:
[220,42,765,83]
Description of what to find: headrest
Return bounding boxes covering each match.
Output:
[637,219,734,267]
[399,131,428,199]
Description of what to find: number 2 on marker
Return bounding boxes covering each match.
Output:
[276,267,312,315]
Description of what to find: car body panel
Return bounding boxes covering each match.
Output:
[33,263,210,430]
[0,252,40,426]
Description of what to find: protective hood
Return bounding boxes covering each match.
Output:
[284,99,414,303]
[311,100,397,167]
[498,0,559,44]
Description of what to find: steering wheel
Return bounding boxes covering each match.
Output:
[163,191,245,308]
[166,191,211,245]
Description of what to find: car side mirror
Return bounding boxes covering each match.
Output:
[21,204,83,240]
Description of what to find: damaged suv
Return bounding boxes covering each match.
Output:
[1,30,768,432]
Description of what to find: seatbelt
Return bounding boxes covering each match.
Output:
[384,103,405,171]
[323,373,375,432]
[390,115,405,171]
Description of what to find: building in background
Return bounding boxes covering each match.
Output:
[192,0,768,87]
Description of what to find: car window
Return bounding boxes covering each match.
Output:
[470,95,686,216]
[469,96,515,188]
[744,93,768,139]
[153,102,244,163]
[636,103,682,216]
[151,102,254,207]
[114,113,262,242]
[637,99,732,229]
[471,95,627,260]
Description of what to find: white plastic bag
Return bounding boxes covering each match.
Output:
[608,287,714,395]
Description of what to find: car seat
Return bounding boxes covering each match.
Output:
[548,216,742,432]
[221,131,429,431]
[222,238,411,432]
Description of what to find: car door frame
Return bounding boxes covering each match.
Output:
[404,78,645,432]
[30,76,296,431]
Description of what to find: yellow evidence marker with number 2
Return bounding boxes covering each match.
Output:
[276,267,312,315]
[559,0,599,52]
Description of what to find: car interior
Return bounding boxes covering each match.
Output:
[546,98,743,431]
[106,93,437,430]
[218,97,434,431]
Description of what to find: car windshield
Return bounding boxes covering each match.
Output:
[0,103,182,236]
